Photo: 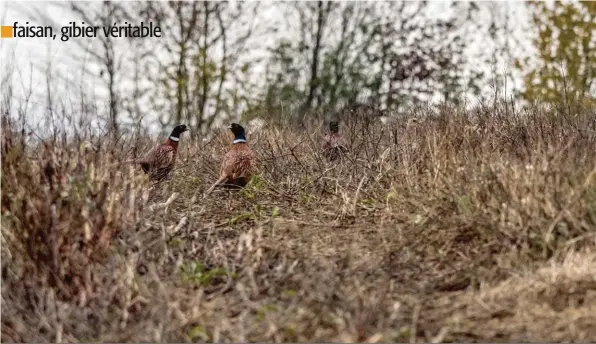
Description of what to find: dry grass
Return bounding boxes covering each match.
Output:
[2,102,596,342]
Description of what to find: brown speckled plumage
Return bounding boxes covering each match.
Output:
[138,124,188,181]
[322,121,348,161]
[220,143,257,186]
[205,123,257,196]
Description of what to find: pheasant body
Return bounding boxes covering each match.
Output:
[138,124,188,182]
[205,123,257,195]
[220,142,257,187]
[322,121,348,161]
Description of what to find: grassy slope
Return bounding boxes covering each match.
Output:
[2,103,596,342]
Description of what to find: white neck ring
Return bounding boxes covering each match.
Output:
[170,136,180,142]
[233,139,246,144]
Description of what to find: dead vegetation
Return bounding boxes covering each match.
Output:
[2,102,596,342]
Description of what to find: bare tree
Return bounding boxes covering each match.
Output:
[263,1,485,115]
[141,1,261,136]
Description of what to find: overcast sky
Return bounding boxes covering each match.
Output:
[1,0,532,135]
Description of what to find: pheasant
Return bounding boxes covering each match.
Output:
[205,123,257,196]
[322,120,348,161]
[138,124,188,181]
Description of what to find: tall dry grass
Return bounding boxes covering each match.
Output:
[2,100,596,342]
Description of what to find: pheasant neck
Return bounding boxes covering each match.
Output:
[165,136,180,149]
[233,133,246,144]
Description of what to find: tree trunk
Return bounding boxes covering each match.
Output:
[304,1,325,112]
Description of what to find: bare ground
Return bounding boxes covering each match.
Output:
[2,104,596,342]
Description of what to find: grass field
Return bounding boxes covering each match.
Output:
[2,102,596,342]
